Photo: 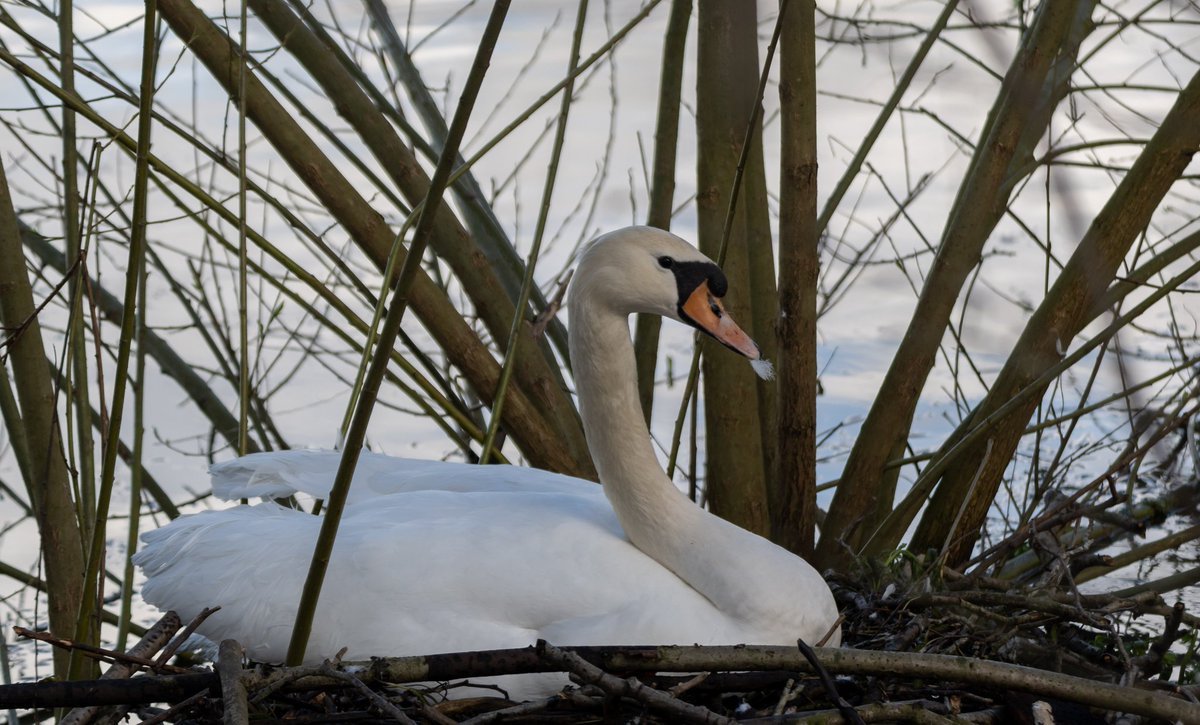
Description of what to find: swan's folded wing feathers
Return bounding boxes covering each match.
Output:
[211,449,600,502]
[209,450,339,500]
[136,489,679,664]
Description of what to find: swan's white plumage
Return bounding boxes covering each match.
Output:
[142,458,745,648]
[135,226,840,701]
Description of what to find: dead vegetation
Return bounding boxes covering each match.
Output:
[5,568,1197,723]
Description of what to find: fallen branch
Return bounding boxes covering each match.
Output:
[366,644,1200,723]
[1131,601,1185,680]
[907,591,1109,627]
[155,607,220,668]
[136,689,209,725]
[0,672,217,708]
[796,639,862,725]
[317,659,415,724]
[744,700,998,724]
[456,694,565,725]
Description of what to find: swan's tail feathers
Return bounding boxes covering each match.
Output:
[134,505,306,660]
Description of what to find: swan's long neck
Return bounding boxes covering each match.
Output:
[568,284,758,619]
[568,297,682,533]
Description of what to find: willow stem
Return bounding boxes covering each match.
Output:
[480,0,588,464]
[285,0,512,666]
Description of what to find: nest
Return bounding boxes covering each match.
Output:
[5,544,1198,725]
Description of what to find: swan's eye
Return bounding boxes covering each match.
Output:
[709,299,722,318]
[658,256,675,269]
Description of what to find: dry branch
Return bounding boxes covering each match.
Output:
[249,0,587,469]
[154,0,588,476]
[818,0,1089,567]
[0,157,85,678]
[14,625,187,677]
[0,673,217,709]
[366,644,1199,722]
[912,63,1200,563]
[795,638,862,725]
[59,611,182,725]
[216,641,248,725]
[317,659,416,725]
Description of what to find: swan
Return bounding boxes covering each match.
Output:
[135,226,840,699]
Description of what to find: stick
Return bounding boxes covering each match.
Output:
[135,689,209,725]
[797,638,863,725]
[59,611,184,725]
[217,640,248,725]
[1,644,1196,723]
[15,617,187,676]
[536,640,733,725]
[154,606,220,667]
[367,644,1200,723]
[317,660,416,725]
[0,672,217,709]
[458,695,562,725]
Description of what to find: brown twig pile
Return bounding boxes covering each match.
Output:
[830,558,1194,678]
[2,565,1198,725]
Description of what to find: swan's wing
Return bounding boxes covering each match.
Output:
[135,489,726,671]
[210,449,597,502]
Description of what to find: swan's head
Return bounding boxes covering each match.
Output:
[573,227,770,376]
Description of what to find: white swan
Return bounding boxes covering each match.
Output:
[135,226,840,699]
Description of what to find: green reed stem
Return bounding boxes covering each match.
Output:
[71,0,157,675]
[116,168,150,653]
[479,0,588,464]
[237,0,251,457]
[286,0,512,666]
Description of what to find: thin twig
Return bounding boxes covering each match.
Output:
[318,661,417,725]
[531,269,573,339]
[285,0,514,666]
[535,640,734,725]
[796,639,863,725]
[14,624,188,675]
[154,606,221,667]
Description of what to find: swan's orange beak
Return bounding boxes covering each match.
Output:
[680,280,762,360]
